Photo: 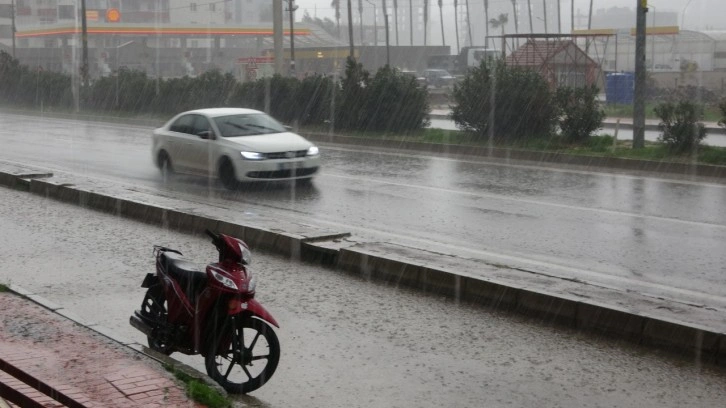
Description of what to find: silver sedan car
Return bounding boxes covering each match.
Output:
[151,108,320,188]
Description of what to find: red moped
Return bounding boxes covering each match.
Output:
[130,230,280,394]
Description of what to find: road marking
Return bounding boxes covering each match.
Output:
[319,171,726,230]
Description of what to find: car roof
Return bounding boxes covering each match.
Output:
[182,108,264,118]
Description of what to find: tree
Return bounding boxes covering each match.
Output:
[489,13,508,37]
[527,0,533,32]
[423,0,429,46]
[483,0,489,45]
[332,0,341,36]
[393,0,399,45]
[511,0,519,47]
[451,60,556,141]
[465,0,472,46]
[438,0,445,46]
[453,0,460,53]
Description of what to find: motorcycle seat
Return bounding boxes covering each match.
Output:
[159,251,207,302]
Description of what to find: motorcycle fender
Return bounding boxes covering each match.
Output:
[141,273,158,288]
[230,298,279,328]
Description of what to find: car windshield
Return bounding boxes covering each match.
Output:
[213,113,287,137]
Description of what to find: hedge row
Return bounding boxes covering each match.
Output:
[0,51,429,133]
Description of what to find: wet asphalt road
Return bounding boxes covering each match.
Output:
[0,112,725,309]
[1,187,725,407]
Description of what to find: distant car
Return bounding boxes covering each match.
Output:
[400,69,428,86]
[152,108,320,188]
[423,69,456,88]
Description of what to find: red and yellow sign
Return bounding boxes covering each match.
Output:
[106,8,120,23]
[86,10,99,21]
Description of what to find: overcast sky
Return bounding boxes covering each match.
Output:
[294,0,723,31]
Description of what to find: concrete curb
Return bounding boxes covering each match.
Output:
[303,132,726,179]
[1,164,724,368]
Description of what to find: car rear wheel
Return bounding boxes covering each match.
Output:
[158,151,173,182]
[219,158,238,190]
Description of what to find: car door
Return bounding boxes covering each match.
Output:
[185,114,214,174]
[166,114,197,172]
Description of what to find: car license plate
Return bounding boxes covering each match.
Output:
[277,162,296,170]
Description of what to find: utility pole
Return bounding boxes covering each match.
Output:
[348,0,355,58]
[273,0,283,74]
[633,0,647,149]
[286,0,298,77]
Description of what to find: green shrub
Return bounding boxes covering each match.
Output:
[555,85,605,143]
[361,65,430,132]
[0,51,73,108]
[450,60,556,142]
[295,74,334,126]
[335,57,370,130]
[86,68,157,113]
[654,100,707,153]
[718,98,726,129]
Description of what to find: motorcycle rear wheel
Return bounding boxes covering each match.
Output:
[141,287,174,355]
[205,317,280,394]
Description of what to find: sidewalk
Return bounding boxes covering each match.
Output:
[0,289,203,408]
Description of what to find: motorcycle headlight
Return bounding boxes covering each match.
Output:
[307,146,319,156]
[211,270,238,290]
[241,151,264,160]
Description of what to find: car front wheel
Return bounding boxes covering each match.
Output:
[218,158,238,190]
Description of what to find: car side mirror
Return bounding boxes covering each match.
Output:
[197,130,213,140]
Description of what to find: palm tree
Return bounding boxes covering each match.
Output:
[358,0,364,43]
[438,0,445,46]
[393,0,399,45]
[424,0,429,46]
[527,0,533,33]
[483,0,489,46]
[511,0,519,48]
[454,0,460,53]
[489,13,509,38]
[332,0,341,36]
[409,0,413,45]
[465,0,473,46]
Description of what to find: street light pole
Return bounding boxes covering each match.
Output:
[633,0,647,149]
[285,0,298,77]
[648,4,655,71]
[10,0,15,58]
[80,0,88,87]
[383,0,390,66]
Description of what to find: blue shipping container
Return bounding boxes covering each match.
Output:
[605,72,635,105]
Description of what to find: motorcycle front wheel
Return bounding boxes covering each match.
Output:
[205,316,280,394]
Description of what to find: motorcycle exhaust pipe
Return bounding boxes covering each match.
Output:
[129,313,153,337]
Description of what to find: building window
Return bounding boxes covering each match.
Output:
[209,3,215,12]
[44,38,56,48]
[190,3,197,11]
[58,5,74,20]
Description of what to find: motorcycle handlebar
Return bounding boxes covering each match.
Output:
[205,229,218,241]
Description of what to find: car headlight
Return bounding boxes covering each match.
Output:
[307,146,319,156]
[211,270,238,290]
[241,151,264,160]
